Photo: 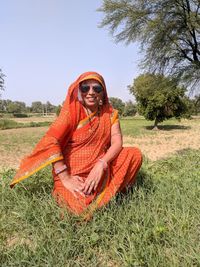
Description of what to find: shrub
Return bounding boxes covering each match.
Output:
[0,119,19,129]
[13,113,28,118]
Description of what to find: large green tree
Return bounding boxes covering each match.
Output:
[98,0,200,89]
[129,73,188,128]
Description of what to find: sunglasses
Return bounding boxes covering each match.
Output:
[79,84,103,94]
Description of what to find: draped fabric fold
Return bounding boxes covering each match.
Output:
[10,71,142,219]
[10,71,111,187]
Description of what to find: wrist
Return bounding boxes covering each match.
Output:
[58,171,70,182]
[98,158,108,171]
[54,164,67,175]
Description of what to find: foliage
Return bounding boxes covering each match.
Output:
[31,101,57,114]
[13,113,29,118]
[45,101,57,113]
[193,94,200,114]
[31,101,44,113]
[0,100,10,112]
[129,73,188,127]
[123,100,137,116]
[0,119,19,130]
[0,99,59,115]
[98,0,200,90]
[7,101,26,114]
[109,97,125,115]
[0,149,199,266]
[56,105,62,116]
[0,68,5,95]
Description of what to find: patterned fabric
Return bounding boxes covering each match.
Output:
[10,71,111,187]
[10,71,142,218]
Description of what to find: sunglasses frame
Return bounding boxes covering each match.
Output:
[79,84,103,94]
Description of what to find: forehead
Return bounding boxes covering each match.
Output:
[80,79,101,86]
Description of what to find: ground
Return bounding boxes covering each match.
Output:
[0,117,199,169]
[123,118,200,161]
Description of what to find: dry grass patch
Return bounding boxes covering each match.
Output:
[12,115,56,123]
[0,127,47,169]
[123,119,200,161]
[0,118,200,169]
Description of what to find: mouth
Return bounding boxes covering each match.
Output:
[86,97,97,102]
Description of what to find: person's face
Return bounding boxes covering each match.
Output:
[79,79,104,111]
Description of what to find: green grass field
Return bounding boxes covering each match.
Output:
[0,118,200,267]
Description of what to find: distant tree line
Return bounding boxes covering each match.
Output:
[1,94,199,121]
[109,97,137,116]
[0,99,58,115]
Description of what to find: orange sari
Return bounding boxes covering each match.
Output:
[10,71,142,218]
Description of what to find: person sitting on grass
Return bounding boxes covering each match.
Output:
[10,71,142,219]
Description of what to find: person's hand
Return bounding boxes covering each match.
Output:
[83,162,105,195]
[60,174,86,198]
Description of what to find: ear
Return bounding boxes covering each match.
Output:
[77,89,83,104]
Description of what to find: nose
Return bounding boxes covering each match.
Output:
[88,86,95,94]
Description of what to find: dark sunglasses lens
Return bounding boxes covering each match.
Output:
[80,85,90,93]
[93,85,103,93]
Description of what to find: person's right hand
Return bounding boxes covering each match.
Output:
[60,175,86,198]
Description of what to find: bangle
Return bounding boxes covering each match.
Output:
[54,164,67,175]
[98,158,108,171]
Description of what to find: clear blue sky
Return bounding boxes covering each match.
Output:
[1,0,142,106]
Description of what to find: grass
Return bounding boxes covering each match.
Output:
[0,119,52,130]
[120,117,193,137]
[0,117,199,266]
[0,149,200,267]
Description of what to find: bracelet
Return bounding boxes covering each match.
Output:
[98,158,108,171]
[54,164,67,175]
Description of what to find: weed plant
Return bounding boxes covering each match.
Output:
[0,150,199,267]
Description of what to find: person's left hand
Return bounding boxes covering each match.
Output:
[83,161,105,195]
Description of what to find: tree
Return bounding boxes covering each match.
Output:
[109,97,125,115]
[98,0,200,89]
[0,99,8,112]
[193,94,200,114]
[7,101,26,114]
[45,101,56,113]
[56,105,62,116]
[31,101,43,113]
[129,73,188,128]
[0,69,5,96]
[123,100,137,116]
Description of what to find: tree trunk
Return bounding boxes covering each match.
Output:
[153,117,159,130]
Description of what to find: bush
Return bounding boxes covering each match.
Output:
[29,121,51,127]
[0,119,19,129]
[13,113,28,118]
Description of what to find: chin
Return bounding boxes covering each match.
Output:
[85,102,98,109]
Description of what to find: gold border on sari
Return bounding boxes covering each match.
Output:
[76,110,97,129]
[10,153,64,188]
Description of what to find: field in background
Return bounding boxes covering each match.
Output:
[0,117,200,169]
[0,117,200,266]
